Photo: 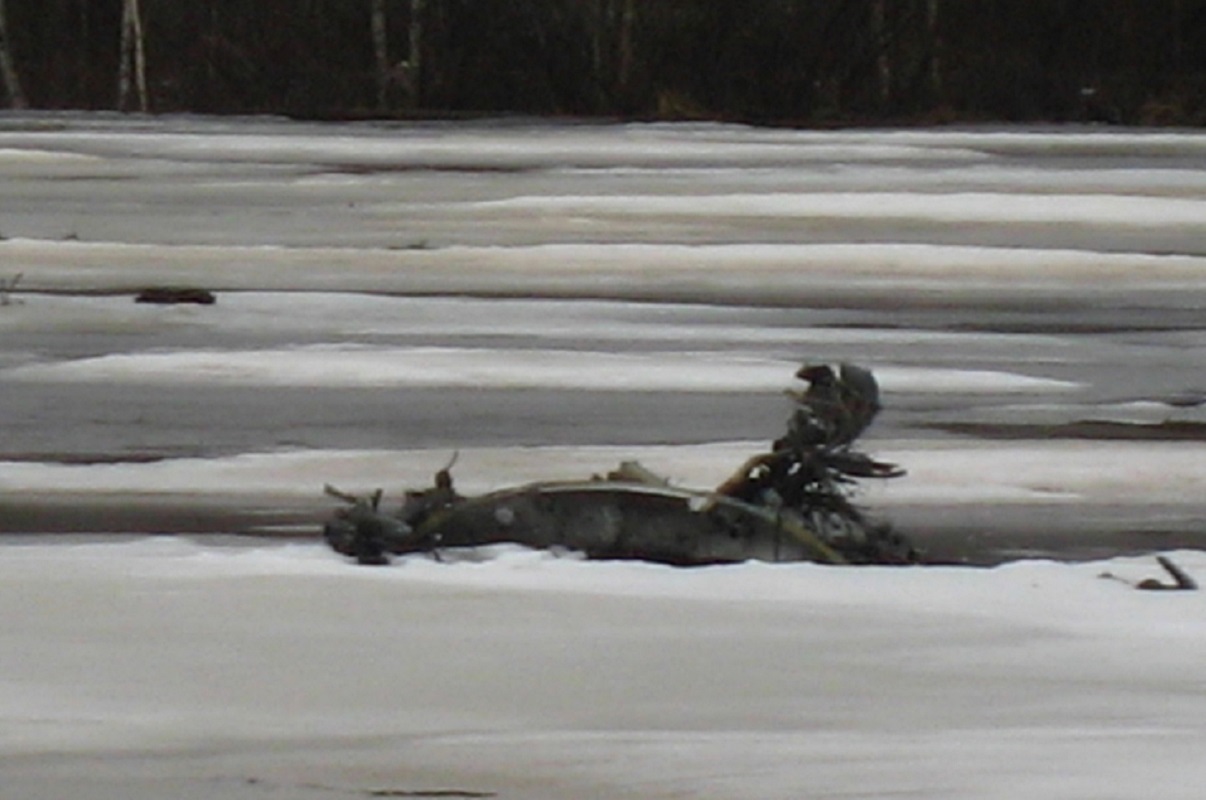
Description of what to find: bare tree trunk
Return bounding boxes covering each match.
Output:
[406,0,424,107]
[588,0,622,109]
[925,0,942,103]
[1170,0,1183,69]
[206,5,219,104]
[616,0,634,99]
[590,0,606,102]
[0,0,26,109]
[118,0,148,112]
[371,0,389,109]
[134,0,148,110]
[78,0,91,103]
[870,0,891,109]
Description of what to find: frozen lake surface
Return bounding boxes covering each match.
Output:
[1,114,1204,553]
[1,114,1205,797]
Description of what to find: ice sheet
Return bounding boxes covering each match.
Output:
[468,190,1206,228]
[0,291,1067,350]
[4,344,1081,393]
[5,239,1203,300]
[3,438,1200,507]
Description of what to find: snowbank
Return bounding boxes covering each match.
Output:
[2,538,1206,799]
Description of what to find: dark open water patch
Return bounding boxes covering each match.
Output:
[1,452,171,465]
[4,493,1205,567]
[929,420,1206,442]
[0,497,324,537]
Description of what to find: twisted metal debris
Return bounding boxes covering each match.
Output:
[323,362,914,566]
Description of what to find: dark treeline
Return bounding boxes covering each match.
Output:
[0,0,1203,126]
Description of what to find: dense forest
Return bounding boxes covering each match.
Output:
[0,0,1203,126]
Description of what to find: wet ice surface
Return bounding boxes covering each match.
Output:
[2,114,1206,797]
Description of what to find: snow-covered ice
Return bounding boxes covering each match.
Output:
[3,538,1206,799]
[5,343,1081,393]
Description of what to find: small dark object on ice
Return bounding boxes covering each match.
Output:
[322,362,914,567]
[1100,555,1197,590]
[367,791,497,798]
[135,286,217,305]
[0,272,22,306]
[1137,556,1197,591]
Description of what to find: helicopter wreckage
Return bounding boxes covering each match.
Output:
[323,362,920,567]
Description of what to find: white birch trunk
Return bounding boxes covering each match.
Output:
[118,0,148,112]
[0,0,26,109]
